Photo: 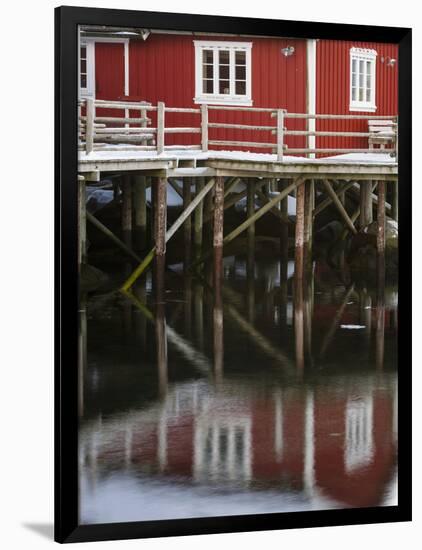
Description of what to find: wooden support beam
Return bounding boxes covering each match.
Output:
[183,178,192,271]
[391,182,398,222]
[78,177,87,271]
[359,181,373,229]
[304,180,314,272]
[313,181,355,218]
[213,177,225,298]
[377,181,386,286]
[121,175,133,248]
[322,179,357,235]
[278,179,289,270]
[194,178,205,261]
[154,177,167,302]
[87,212,141,263]
[134,174,147,251]
[247,179,255,264]
[295,180,306,279]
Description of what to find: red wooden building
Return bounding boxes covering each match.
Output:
[79,28,398,154]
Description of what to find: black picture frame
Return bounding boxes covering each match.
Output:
[55,5,412,543]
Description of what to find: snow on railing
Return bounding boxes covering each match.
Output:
[79,98,398,160]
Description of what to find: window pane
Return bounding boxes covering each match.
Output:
[359,88,364,101]
[80,74,87,88]
[203,50,213,64]
[235,51,246,65]
[80,46,86,59]
[359,60,364,74]
[80,60,87,74]
[203,64,213,79]
[352,87,357,101]
[235,81,246,95]
[352,58,357,74]
[219,50,230,65]
[351,71,357,87]
[235,65,246,80]
[366,88,371,102]
[203,79,213,94]
[219,80,230,94]
[219,65,229,80]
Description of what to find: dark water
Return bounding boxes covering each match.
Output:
[78,257,397,524]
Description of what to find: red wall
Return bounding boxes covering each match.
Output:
[316,40,398,152]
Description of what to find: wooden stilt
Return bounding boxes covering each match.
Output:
[155,177,167,303]
[204,182,214,248]
[156,306,168,397]
[183,178,192,271]
[134,174,147,252]
[78,177,87,271]
[304,180,314,272]
[122,174,133,248]
[184,274,192,339]
[377,180,386,287]
[294,275,304,374]
[376,281,385,371]
[194,178,204,261]
[391,182,398,222]
[194,282,204,349]
[359,181,373,229]
[295,180,306,279]
[247,178,255,271]
[278,179,289,317]
[213,176,224,297]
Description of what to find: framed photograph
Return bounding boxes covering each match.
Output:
[55,6,411,543]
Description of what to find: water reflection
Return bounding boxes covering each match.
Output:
[78,256,397,524]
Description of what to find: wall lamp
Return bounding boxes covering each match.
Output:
[281,46,295,57]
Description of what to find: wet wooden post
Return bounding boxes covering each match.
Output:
[133,279,147,349]
[150,179,156,247]
[304,179,314,273]
[156,308,168,398]
[359,181,373,229]
[213,177,225,297]
[213,177,224,382]
[78,177,87,271]
[294,275,305,374]
[376,282,385,372]
[391,182,398,222]
[183,178,192,271]
[303,272,314,365]
[278,179,289,327]
[122,174,133,249]
[377,180,386,287]
[247,178,255,274]
[184,274,193,340]
[194,178,204,261]
[194,281,204,350]
[204,183,214,250]
[295,180,306,279]
[133,174,147,252]
[155,177,167,304]
[360,287,372,343]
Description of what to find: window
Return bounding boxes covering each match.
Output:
[194,41,252,105]
[79,40,95,98]
[349,48,377,112]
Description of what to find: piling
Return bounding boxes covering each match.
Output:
[294,275,305,374]
[134,174,147,252]
[183,178,192,271]
[295,180,306,279]
[213,177,225,297]
[121,174,133,248]
[155,177,167,303]
[247,178,255,273]
[194,178,205,261]
[304,180,314,272]
[359,181,373,229]
[391,182,398,222]
[377,180,386,287]
[78,177,87,271]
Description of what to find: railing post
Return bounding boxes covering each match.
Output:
[201,104,208,152]
[141,104,148,146]
[157,101,165,154]
[277,109,285,161]
[85,97,94,154]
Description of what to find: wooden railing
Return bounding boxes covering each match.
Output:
[79,98,398,160]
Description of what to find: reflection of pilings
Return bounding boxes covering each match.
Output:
[194,178,204,261]
[132,279,147,349]
[194,281,204,349]
[156,306,168,398]
[122,174,133,248]
[295,180,306,279]
[377,181,386,288]
[294,275,305,373]
[213,302,224,383]
[183,178,192,272]
[360,287,372,342]
[303,271,314,364]
[155,177,167,303]
[134,174,147,252]
[376,275,386,371]
[303,390,315,496]
[319,284,355,357]
[78,294,87,419]
[247,257,255,324]
[78,177,87,271]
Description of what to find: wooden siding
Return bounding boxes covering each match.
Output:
[316,40,398,153]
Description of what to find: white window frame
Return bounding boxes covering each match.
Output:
[194,40,253,106]
[78,37,130,99]
[79,39,95,99]
[349,47,377,112]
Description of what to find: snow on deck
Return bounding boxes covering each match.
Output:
[79,148,396,166]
